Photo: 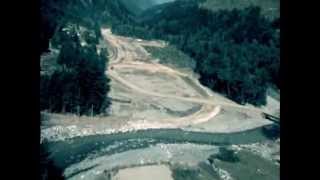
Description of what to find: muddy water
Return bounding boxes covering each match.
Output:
[46,124,279,171]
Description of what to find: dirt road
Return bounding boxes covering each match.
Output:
[102,29,265,120]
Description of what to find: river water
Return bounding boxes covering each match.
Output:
[46,124,279,171]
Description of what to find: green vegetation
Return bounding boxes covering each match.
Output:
[40,0,133,54]
[144,45,196,70]
[215,150,279,180]
[172,168,202,180]
[40,0,124,115]
[209,147,240,162]
[171,161,223,180]
[119,0,158,15]
[113,0,280,106]
[171,167,219,180]
[40,27,110,115]
[41,0,280,112]
[201,0,279,20]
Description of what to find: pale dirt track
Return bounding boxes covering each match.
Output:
[101,29,219,127]
[102,28,265,123]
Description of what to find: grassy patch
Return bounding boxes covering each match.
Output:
[144,45,196,71]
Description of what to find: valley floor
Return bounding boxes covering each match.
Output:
[41,28,279,142]
[41,28,280,180]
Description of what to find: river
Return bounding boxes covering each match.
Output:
[46,124,279,171]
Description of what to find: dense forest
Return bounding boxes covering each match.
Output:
[112,0,280,106]
[40,0,133,54]
[40,26,110,115]
[40,0,133,115]
[200,0,279,20]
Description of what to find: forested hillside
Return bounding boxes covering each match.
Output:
[40,0,133,54]
[113,0,280,106]
[40,25,110,115]
[40,0,133,116]
[201,0,279,19]
[119,0,175,15]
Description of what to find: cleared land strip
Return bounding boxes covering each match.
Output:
[103,28,268,120]
[107,67,262,115]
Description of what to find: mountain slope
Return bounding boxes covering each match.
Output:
[119,0,156,15]
[40,0,133,54]
[119,0,176,16]
[201,0,279,19]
